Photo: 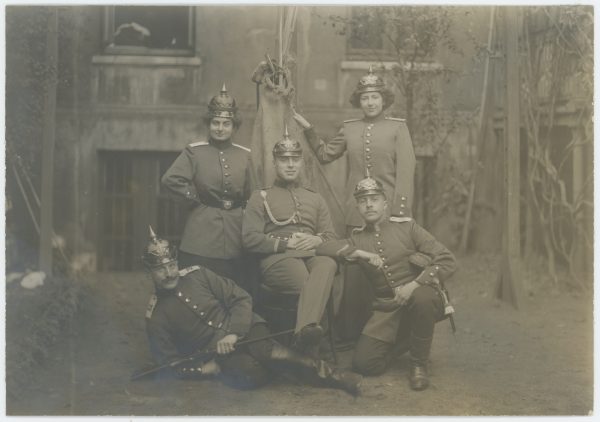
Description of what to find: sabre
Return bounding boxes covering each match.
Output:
[131,328,295,381]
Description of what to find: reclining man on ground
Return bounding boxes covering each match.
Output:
[242,129,338,355]
[316,177,457,391]
[140,227,362,395]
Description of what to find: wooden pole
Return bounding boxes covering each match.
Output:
[459,7,496,253]
[39,8,58,275]
[496,7,523,308]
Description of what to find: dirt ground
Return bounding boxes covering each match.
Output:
[6,253,594,416]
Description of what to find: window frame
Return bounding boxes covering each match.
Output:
[345,7,397,61]
[102,6,195,57]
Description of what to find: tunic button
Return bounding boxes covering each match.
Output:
[366,132,371,137]
[224,189,228,193]
[190,367,196,372]
[366,139,371,144]
[208,321,213,326]
[200,312,205,316]
[221,158,226,162]
[219,151,224,155]
[429,272,435,276]
[376,241,381,245]
[366,155,371,160]
[193,305,198,309]
[401,196,407,201]
[400,204,405,208]
[378,248,384,253]
[224,173,230,177]
[384,265,389,269]
[399,211,405,216]
[387,273,392,277]
[177,292,182,297]
[365,147,371,152]
[382,257,386,261]
[367,164,373,168]
[435,266,439,270]
[185,298,190,303]
[224,165,230,169]
[375,233,380,237]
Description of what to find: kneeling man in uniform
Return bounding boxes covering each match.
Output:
[317,177,457,391]
[141,227,361,394]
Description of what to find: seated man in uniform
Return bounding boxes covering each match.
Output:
[242,129,338,353]
[316,177,457,391]
[141,227,362,395]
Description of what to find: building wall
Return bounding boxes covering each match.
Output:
[52,5,492,269]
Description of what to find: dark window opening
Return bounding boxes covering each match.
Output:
[104,6,194,56]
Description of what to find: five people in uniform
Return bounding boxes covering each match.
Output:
[151,68,456,394]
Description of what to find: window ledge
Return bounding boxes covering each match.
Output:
[92,54,202,67]
[340,60,443,72]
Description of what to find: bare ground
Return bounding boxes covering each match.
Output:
[6,253,593,416]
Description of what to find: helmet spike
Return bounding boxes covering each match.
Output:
[221,83,227,93]
[368,64,374,75]
[149,225,157,239]
[284,124,289,139]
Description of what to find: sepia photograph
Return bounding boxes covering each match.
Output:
[3,1,594,417]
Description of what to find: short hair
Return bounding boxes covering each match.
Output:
[203,113,243,130]
[349,89,395,110]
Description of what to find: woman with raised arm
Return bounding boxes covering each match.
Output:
[293,66,416,340]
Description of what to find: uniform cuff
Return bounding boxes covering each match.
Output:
[415,264,441,285]
[274,239,288,253]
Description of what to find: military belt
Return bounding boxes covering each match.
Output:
[200,197,244,210]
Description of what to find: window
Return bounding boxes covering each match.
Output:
[346,7,389,59]
[103,6,194,56]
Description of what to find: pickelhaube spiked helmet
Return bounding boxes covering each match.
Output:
[272,125,303,157]
[141,226,177,268]
[353,177,385,199]
[354,65,386,95]
[207,83,238,119]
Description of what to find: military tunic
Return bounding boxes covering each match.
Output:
[145,266,263,364]
[242,179,338,332]
[161,138,252,259]
[317,220,457,343]
[304,114,415,227]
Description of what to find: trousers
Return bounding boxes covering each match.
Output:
[216,323,275,390]
[334,226,374,341]
[261,256,337,333]
[352,285,445,376]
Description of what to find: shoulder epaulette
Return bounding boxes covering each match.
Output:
[179,265,201,277]
[344,118,362,123]
[145,294,158,319]
[188,141,209,147]
[385,117,406,122]
[232,143,251,152]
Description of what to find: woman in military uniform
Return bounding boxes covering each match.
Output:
[162,84,252,291]
[292,66,417,340]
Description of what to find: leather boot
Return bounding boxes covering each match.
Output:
[292,324,324,352]
[270,343,362,396]
[409,333,433,391]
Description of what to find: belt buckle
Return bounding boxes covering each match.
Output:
[222,199,233,210]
